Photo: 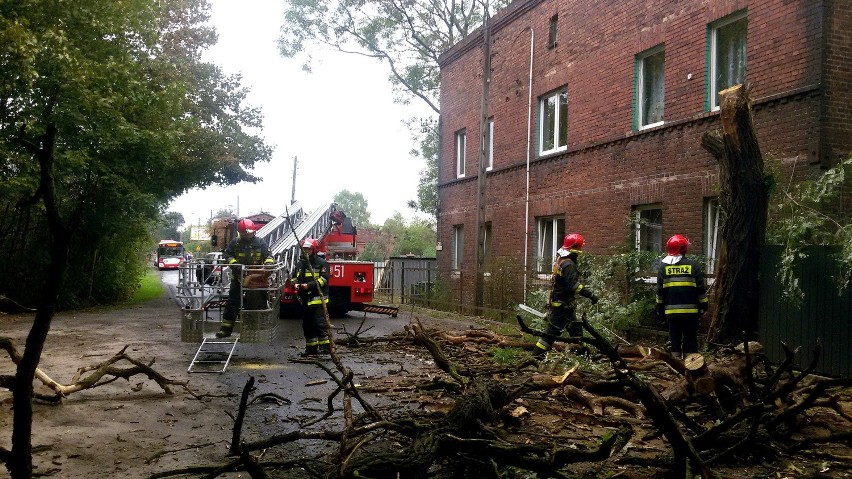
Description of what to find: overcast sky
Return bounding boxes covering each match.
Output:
[168,0,433,227]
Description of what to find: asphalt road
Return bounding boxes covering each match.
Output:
[157,267,432,432]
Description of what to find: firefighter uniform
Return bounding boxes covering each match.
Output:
[534,253,598,357]
[219,235,274,337]
[292,252,330,355]
[656,255,707,355]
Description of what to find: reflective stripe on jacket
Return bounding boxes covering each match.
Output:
[224,236,274,266]
[656,256,708,317]
[550,257,589,309]
[292,254,330,306]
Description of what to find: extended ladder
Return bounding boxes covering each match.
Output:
[256,200,341,271]
[188,337,239,373]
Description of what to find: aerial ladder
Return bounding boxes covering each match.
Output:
[256,201,343,272]
[257,201,398,318]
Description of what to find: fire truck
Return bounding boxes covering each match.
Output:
[254,202,396,318]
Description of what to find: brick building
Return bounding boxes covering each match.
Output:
[436,0,850,297]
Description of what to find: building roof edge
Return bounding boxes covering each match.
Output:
[438,0,545,68]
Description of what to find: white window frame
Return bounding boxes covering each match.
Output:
[637,45,665,130]
[485,119,494,171]
[451,225,464,270]
[538,89,568,156]
[455,129,466,178]
[704,198,720,274]
[710,11,747,111]
[634,205,663,253]
[535,216,565,272]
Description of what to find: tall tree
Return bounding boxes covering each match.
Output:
[0,1,271,476]
[381,212,437,257]
[407,120,439,217]
[159,212,186,241]
[279,0,507,219]
[213,208,236,219]
[334,189,372,227]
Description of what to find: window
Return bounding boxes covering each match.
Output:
[539,89,568,156]
[455,129,466,178]
[709,12,747,110]
[634,206,663,252]
[482,222,493,271]
[485,118,494,171]
[548,14,558,49]
[636,46,665,129]
[451,225,464,270]
[704,198,720,274]
[535,216,565,272]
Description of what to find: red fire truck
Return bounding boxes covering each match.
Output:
[255,203,396,318]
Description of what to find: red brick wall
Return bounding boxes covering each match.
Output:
[823,0,852,165]
[437,0,840,284]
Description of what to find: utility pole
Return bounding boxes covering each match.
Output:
[291,156,298,204]
[474,6,491,309]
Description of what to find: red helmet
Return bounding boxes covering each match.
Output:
[237,218,256,235]
[301,237,319,255]
[557,233,585,257]
[666,234,690,256]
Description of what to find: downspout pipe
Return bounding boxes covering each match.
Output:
[523,26,534,301]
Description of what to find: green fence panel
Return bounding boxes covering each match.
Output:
[759,245,851,379]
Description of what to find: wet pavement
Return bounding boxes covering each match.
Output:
[161,268,442,433]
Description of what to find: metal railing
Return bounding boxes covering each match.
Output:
[371,260,539,323]
[176,260,287,343]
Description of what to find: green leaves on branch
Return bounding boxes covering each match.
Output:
[768,156,852,301]
[0,0,273,307]
[334,189,373,228]
[278,0,506,114]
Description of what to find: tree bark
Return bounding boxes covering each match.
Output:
[700,84,768,344]
[10,123,70,479]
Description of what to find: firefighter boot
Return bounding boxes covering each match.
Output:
[300,345,319,357]
[215,323,233,338]
[532,341,549,360]
[317,339,331,355]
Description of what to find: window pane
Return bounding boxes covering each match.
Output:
[548,14,558,47]
[557,91,568,148]
[452,226,464,269]
[486,120,494,170]
[536,218,552,271]
[456,131,466,176]
[543,221,554,256]
[642,50,665,125]
[535,217,566,271]
[704,198,720,273]
[483,223,492,270]
[715,17,747,105]
[638,209,663,252]
[542,96,556,151]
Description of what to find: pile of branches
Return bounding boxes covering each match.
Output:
[152,316,851,479]
[519,316,852,477]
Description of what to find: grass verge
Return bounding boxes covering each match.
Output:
[127,269,165,304]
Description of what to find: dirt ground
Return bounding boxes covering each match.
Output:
[0,270,478,478]
[1,270,850,478]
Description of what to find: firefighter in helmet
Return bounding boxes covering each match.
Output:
[656,234,708,357]
[216,218,275,338]
[291,237,331,356]
[533,233,599,359]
